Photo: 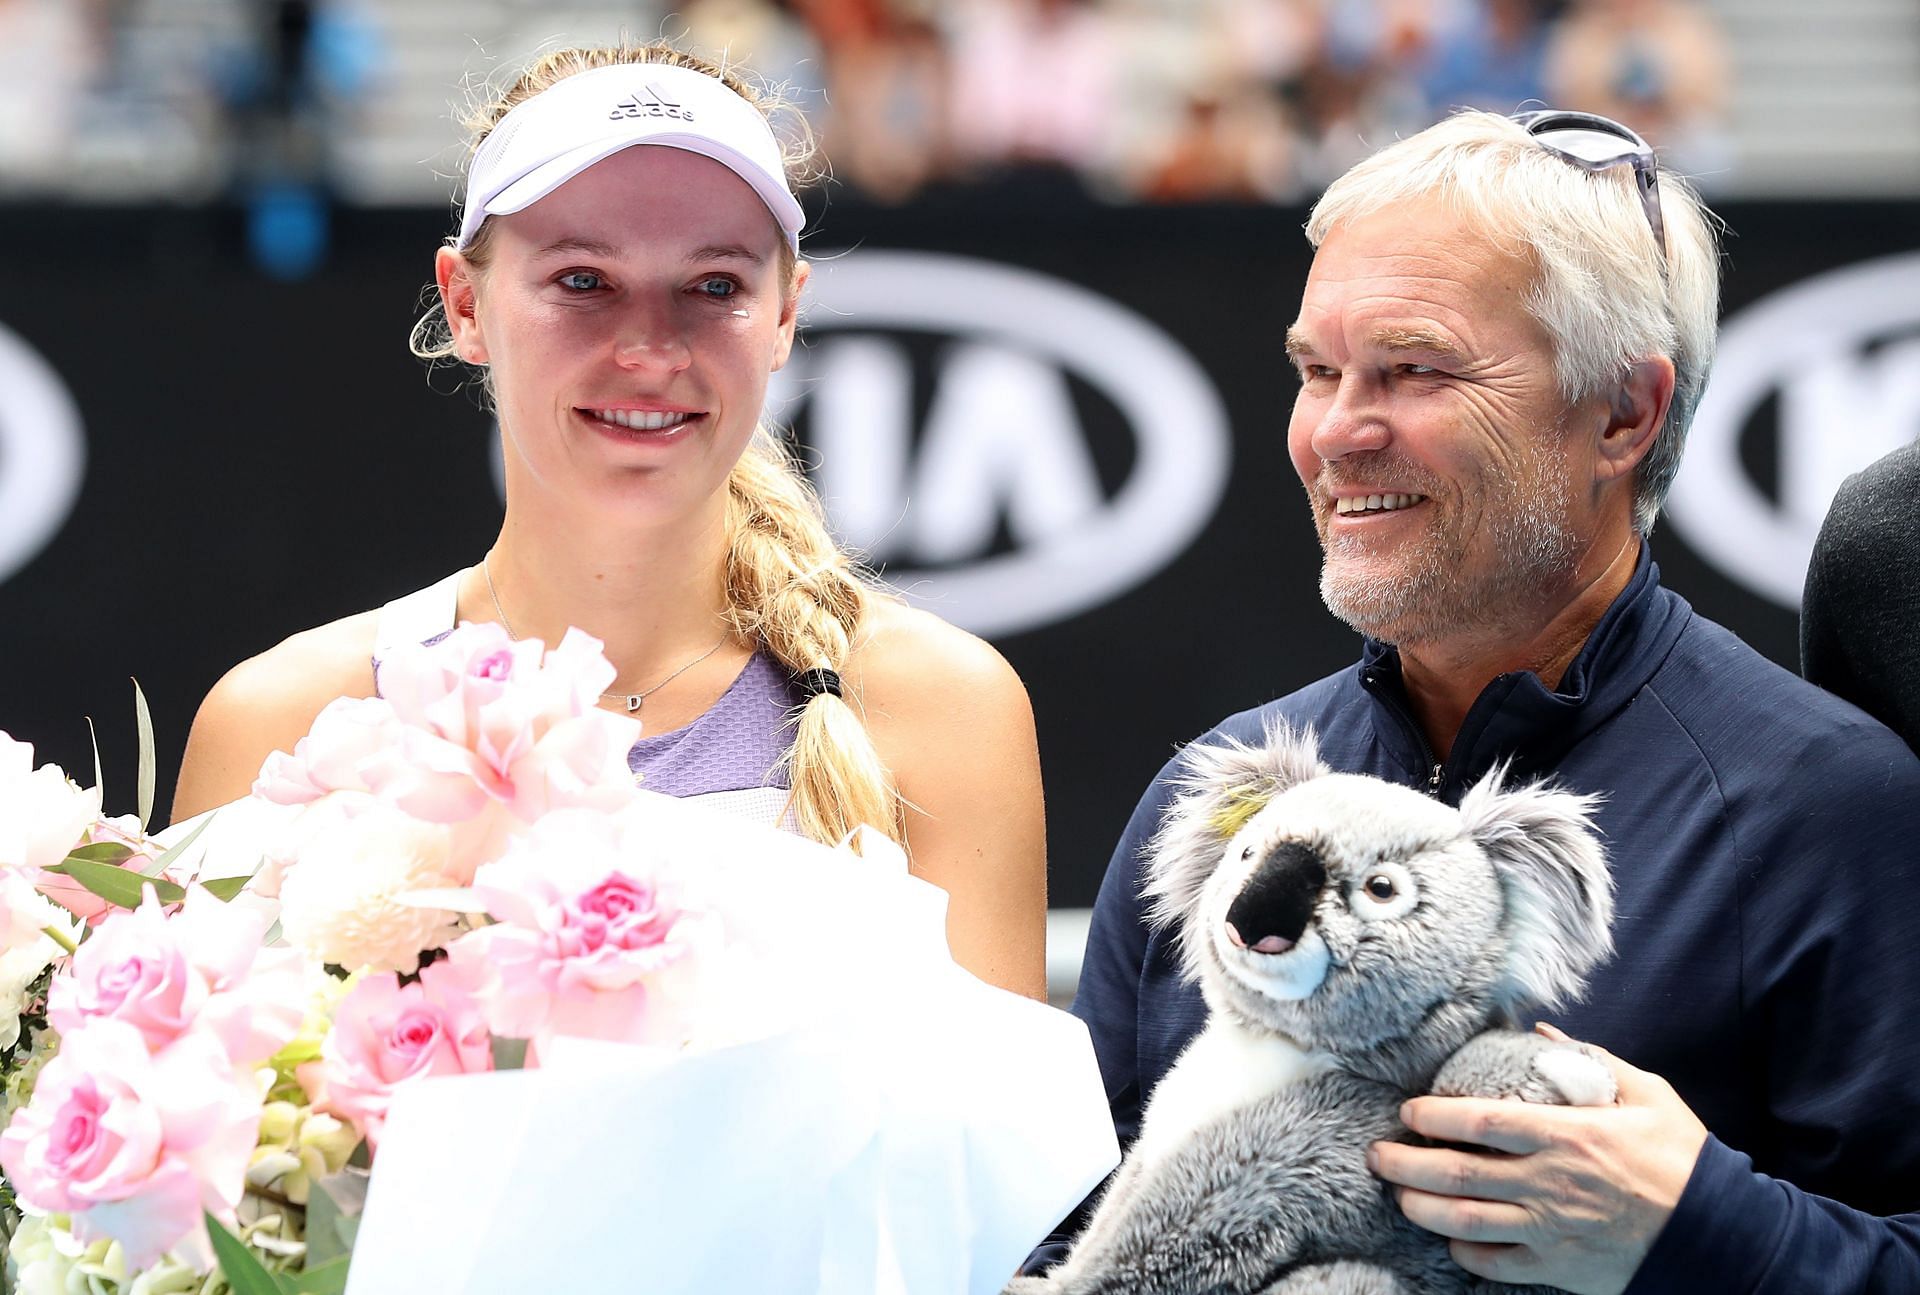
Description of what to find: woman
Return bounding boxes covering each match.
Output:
[172,41,1047,999]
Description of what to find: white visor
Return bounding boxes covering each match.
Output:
[456,62,803,253]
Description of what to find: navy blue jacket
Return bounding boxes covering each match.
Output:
[1053,553,1920,1291]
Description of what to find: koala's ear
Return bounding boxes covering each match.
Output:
[1457,767,1615,1013]
[1141,721,1328,931]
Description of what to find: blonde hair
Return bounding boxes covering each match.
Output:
[415,39,903,846]
[1306,109,1723,535]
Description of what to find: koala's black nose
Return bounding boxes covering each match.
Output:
[1225,841,1327,954]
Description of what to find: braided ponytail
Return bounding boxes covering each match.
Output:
[723,430,904,846]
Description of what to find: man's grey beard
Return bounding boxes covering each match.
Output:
[1317,460,1581,647]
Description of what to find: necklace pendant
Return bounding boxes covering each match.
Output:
[624,694,643,714]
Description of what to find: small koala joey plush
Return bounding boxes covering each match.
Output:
[1010,723,1617,1295]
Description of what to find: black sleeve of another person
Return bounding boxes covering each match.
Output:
[1800,441,1920,754]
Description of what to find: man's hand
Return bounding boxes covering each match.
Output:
[1367,1026,1709,1295]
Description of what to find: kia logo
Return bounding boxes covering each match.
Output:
[771,250,1232,637]
[0,322,85,588]
[1667,252,1920,608]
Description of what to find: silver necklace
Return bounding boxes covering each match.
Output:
[482,556,729,714]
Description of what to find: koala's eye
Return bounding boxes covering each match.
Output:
[1348,862,1418,921]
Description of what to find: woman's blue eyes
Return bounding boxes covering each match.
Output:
[553,272,740,300]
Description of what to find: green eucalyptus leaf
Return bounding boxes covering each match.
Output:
[199,874,253,902]
[133,679,156,832]
[85,715,103,803]
[203,1212,286,1295]
[304,1165,369,1270]
[288,1255,351,1295]
[148,811,217,880]
[63,842,135,866]
[490,1035,529,1071]
[42,860,182,910]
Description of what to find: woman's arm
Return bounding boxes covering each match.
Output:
[171,615,380,823]
[852,602,1048,999]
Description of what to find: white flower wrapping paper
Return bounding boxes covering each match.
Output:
[329,790,1118,1294]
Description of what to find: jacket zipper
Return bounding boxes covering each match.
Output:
[1363,663,1450,798]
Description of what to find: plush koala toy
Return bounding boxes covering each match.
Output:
[1010,724,1617,1295]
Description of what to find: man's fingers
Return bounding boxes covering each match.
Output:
[1393,1185,1534,1243]
[1397,1095,1555,1154]
[1369,1140,1528,1202]
[1535,1022,1668,1107]
[1450,1239,1548,1285]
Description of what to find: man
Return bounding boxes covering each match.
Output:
[1802,440,1920,755]
[1060,111,1920,1293]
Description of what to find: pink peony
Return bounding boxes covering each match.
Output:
[448,808,711,1051]
[49,886,306,1065]
[254,697,405,805]
[0,732,101,875]
[299,960,492,1149]
[369,623,643,825]
[0,1019,261,1269]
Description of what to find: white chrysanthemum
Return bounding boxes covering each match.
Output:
[276,800,465,974]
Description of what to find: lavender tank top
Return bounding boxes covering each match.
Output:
[372,572,802,831]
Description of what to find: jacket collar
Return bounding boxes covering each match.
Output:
[1355,542,1693,795]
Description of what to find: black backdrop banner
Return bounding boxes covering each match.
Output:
[2,195,1915,908]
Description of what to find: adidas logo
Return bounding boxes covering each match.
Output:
[608,83,694,124]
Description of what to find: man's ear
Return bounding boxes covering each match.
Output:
[1595,356,1676,483]
[435,247,488,365]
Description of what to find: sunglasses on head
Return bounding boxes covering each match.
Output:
[1513,109,1667,265]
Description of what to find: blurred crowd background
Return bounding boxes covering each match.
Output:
[1,0,1915,276]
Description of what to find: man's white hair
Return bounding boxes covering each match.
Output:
[1305,109,1722,535]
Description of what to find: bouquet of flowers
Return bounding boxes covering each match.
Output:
[0,627,1115,1295]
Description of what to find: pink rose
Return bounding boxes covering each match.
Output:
[448,808,710,1051]
[300,961,491,1149]
[0,1019,260,1269]
[49,886,306,1065]
[0,732,101,875]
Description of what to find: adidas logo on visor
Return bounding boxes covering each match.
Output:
[609,84,693,124]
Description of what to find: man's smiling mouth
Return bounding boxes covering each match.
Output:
[1334,493,1427,516]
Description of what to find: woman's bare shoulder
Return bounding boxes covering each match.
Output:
[848,597,1029,719]
[171,612,383,822]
